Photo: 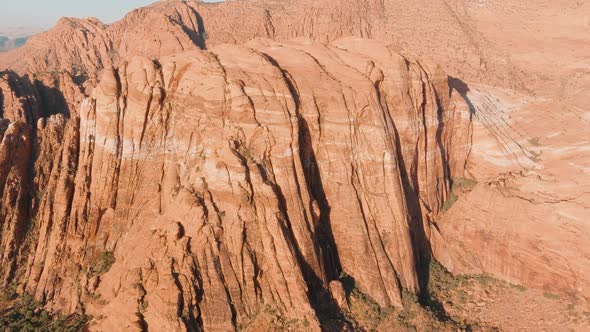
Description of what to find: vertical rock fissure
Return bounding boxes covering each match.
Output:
[374,69,429,291]
[213,251,239,331]
[190,258,206,331]
[431,79,453,202]
[1,124,34,288]
[229,141,298,309]
[170,257,201,332]
[391,109,431,292]
[261,52,345,317]
[110,68,125,210]
[12,100,39,290]
[350,163,399,304]
[0,88,4,118]
[229,143,265,308]
[185,6,208,49]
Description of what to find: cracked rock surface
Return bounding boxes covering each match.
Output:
[0,34,470,330]
[1,0,589,330]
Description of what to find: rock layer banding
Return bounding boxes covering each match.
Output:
[3,0,588,330]
[0,30,471,330]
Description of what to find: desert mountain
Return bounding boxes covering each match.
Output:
[0,0,588,331]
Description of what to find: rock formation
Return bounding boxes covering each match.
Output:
[0,18,472,330]
[0,0,588,330]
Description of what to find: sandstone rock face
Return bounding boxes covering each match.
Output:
[429,0,590,305]
[432,82,590,304]
[1,0,589,330]
[329,281,348,312]
[0,33,470,329]
[0,0,525,99]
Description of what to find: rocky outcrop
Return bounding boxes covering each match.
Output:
[431,81,590,305]
[3,0,588,330]
[0,0,526,96]
[0,36,471,330]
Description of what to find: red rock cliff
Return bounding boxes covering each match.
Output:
[0,1,478,330]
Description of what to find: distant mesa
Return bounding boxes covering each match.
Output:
[0,36,30,52]
[0,26,42,52]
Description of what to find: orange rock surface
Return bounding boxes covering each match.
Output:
[0,0,588,330]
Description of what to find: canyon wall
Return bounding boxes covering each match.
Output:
[0,32,471,329]
[1,0,588,330]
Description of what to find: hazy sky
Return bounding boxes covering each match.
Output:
[0,0,169,29]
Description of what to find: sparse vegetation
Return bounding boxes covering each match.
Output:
[90,251,116,276]
[442,191,459,213]
[346,283,392,328]
[543,292,560,300]
[442,177,478,213]
[427,260,462,296]
[236,304,314,331]
[0,295,91,332]
[139,300,149,313]
[335,269,487,331]
[427,260,498,295]
[510,283,527,292]
[527,137,542,146]
[452,178,478,192]
[1,282,19,302]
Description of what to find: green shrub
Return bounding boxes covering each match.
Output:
[543,292,560,300]
[509,283,527,292]
[442,177,478,213]
[452,177,478,192]
[91,251,116,276]
[428,260,461,295]
[0,295,90,332]
[441,191,458,212]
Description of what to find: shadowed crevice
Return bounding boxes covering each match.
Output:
[448,76,475,115]
[184,6,209,49]
[229,47,348,326]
